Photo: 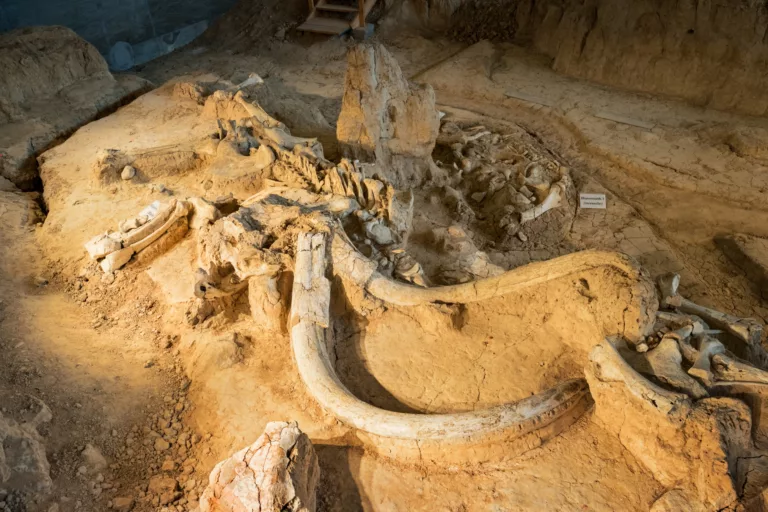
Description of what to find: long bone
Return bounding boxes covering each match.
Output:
[657,273,767,369]
[290,231,591,443]
[712,353,768,385]
[233,93,322,156]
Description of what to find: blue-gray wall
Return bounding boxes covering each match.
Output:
[0,0,237,55]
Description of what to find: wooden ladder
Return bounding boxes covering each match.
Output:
[298,0,376,35]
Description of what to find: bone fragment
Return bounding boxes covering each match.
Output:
[712,353,768,385]
[656,272,681,308]
[234,93,322,156]
[119,215,148,233]
[679,298,765,365]
[188,197,220,230]
[249,274,290,333]
[250,144,276,169]
[195,273,249,299]
[129,201,190,253]
[100,247,135,273]
[85,233,122,260]
[646,337,708,399]
[121,200,177,246]
[226,73,264,93]
[520,182,563,224]
[656,273,767,369]
[199,421,319,512]
[688,337,726,385]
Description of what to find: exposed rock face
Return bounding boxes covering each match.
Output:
[0,26,150,189]
[399,0,768,117]
[199,421,319,512]
[586,341,752,511]
[0,404,53,495]
[337,43,440,188]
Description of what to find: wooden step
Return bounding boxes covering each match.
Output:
[297,16,351,35]
[316,0,358,13]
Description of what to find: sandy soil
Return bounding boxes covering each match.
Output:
[3,17,768,512]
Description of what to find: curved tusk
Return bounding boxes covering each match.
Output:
[291,231,591,445]
[329,232,655,339]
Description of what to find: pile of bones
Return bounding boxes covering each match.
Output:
[80,44,768,512]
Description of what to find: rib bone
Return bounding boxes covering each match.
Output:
[520,182,563,224]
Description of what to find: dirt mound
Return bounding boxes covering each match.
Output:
[0,26,151,190]
[0,26,110,122]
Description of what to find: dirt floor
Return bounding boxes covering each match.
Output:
[4,8,768,512]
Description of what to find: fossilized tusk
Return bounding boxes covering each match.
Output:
[290,231,591,445]
[330,232,655,327]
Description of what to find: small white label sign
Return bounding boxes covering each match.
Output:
[580,193,607,209]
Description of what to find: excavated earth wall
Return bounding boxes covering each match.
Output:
[396,0,768,117]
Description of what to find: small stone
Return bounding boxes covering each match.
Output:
[470,192,487,203]
[112,496,135,512]
[121,166,136,181]
[102,273,115,285]
[159,491,181,506]
[82,444,108,472]
[161,460,175,472]
[636,342,650,353]
[154,438,171,452]
[517,232,528,242]
[275,27,286,40]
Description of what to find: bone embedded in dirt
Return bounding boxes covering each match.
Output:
[586,340,752,510]
[199,421,319,512]
[645,337,708,399]
[249,273,291,333]
[337,43,440,188]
